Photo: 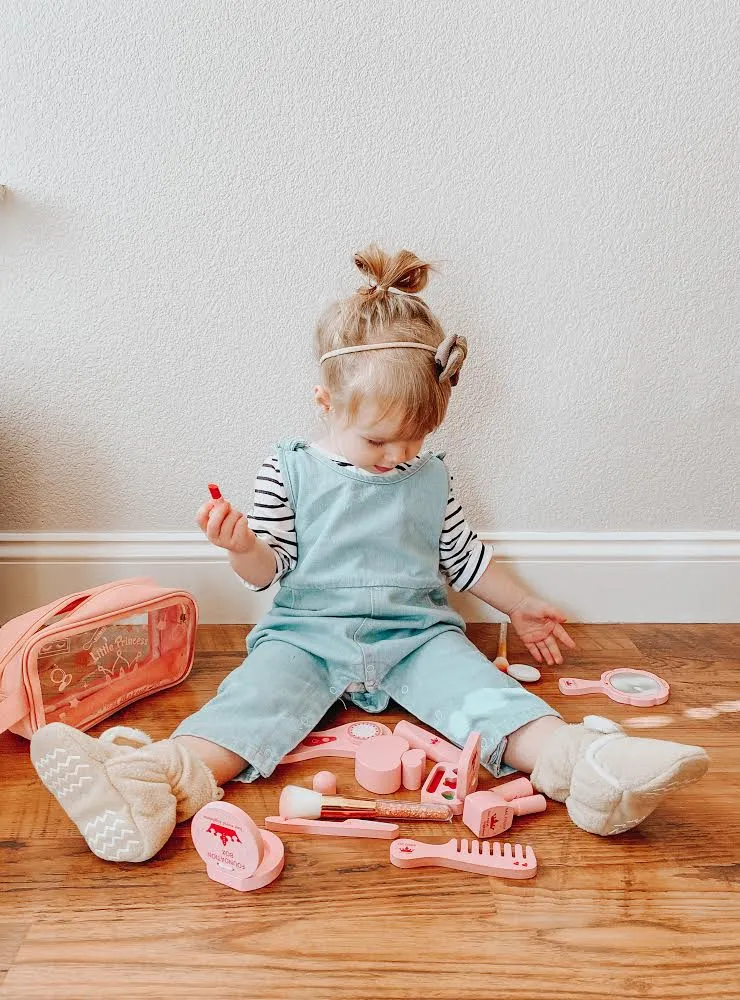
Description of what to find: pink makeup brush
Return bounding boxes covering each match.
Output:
[279,785,452,822]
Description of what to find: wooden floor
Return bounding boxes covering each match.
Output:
[1,624,739,1000]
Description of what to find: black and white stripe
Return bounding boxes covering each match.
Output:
[244,452,492,592]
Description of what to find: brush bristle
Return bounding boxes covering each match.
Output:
[279,785,322,819]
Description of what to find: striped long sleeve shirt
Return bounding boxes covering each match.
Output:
[244,450,493,593]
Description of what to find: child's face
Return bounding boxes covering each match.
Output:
[316,390,428,473]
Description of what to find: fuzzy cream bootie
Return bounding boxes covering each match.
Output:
[530,716,709,835]
[31,723,222,862]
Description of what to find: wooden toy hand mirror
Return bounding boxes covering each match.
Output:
[558,668,669,707]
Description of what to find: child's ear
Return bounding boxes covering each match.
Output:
[313,386,332,413]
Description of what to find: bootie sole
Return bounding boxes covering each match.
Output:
[31,723,165,862]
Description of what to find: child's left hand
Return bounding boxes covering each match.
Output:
[508,597,576,666]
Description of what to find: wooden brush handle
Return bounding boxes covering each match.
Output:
[496,622,508,660]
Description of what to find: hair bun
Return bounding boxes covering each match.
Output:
[354,244,431,296]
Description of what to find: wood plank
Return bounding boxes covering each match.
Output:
[0,625,738,999]
[3,863,739,1000]
[195,624,251,653]
[0,920,30,990]
[623,624,740,659]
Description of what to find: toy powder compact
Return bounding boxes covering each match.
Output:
[191,801,284,892]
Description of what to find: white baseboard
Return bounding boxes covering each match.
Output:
[1,531,738,624]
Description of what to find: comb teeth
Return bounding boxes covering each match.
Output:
[458,840,533,864]
[455,838,496,856]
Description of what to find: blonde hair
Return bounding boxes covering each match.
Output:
[315,245,468,439]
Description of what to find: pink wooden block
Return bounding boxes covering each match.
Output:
[420,731,480,815]
[393,721,461,764]
[312,771,337,794]
[511,795,547,817]
[462,789,547,838]
[494,776,534,801]
[354,734,410,794]
[463,792,515,838]
[401,749,426,790]
[191,801,285,892]
[281,721,392,764]
[390,838,537,879]
[264,816,399,840]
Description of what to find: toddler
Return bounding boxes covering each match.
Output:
[30,246,708,862]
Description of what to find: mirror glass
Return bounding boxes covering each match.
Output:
[610,670,663,694]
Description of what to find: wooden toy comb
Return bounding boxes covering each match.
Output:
[389,837,537,879]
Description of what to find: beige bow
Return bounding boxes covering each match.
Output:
[435,333,467,386]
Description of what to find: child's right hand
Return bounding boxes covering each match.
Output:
[196,498,257,555]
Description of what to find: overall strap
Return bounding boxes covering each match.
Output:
[276,438,307,453]
[274,439,308,510]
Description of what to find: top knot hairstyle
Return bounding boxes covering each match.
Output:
[353,245,430,297]
[316,244,468,438]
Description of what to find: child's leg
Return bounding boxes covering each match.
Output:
[503,715,567,772]
[30,641,333,862]
[383,629,559,777]
[170,737,248,786]
[168,639,336,781]
[383,630,708,836]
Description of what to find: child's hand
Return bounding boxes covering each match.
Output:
[196,498,256,555]
[508,597,576,666]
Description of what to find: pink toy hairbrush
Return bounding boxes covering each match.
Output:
[462,777,546,839]
[420,731,480,816]
[280,721,392,764]
[191,801,284,892]
[559,668,669,707]
[390,837,537,879]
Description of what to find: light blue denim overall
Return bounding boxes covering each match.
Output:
[173,440,557,781]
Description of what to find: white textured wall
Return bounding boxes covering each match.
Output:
[2,1,738,535]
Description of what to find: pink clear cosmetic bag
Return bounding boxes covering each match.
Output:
[0,578,198,739]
